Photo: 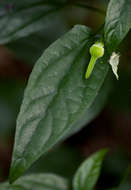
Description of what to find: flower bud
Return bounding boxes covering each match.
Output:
[90,42,104,59]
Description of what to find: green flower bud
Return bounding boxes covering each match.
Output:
[90,42,104,58]
[85,41,104,79]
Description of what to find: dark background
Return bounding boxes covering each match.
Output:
[0,0,131,189]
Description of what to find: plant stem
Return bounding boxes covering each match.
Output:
[85,56,97,79]
[71,2,105,15]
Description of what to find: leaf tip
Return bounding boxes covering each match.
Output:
[99,148,109,156]
[9,157,27,184]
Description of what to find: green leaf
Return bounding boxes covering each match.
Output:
[0,0,66,44]
[104,0,131,51]
[73,149,108,190]
[9,25,109,183]
[69,73,111,136]
[0,173,68,190]
[7,20,67,65]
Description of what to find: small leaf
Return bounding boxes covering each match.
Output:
[73,149,108,190]
[104,0,131,51]
[9,25,109,183]
[1,173,68,190]
[0,0,66,44]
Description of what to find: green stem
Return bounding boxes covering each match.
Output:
[85,56,97,79]
[71,2,105,15]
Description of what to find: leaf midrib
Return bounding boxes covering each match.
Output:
[18,40,90,159]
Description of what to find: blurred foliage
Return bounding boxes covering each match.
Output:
[0,79,26,137]
[99,150,131,189]
[7,18,68,65]
[29,145,83,181]
[0,0,131,189]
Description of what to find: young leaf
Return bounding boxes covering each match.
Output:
[104,0,131,51]
[9,25,109,183]
[73,149,108,190]
[0,0,66,44]
[0,173,68,190]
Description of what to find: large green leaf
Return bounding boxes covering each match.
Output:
[69,73,111,136]
[0,0,66,44]
[73,149,108,190]
[0,173,68,190]
[104,0,131,51]
[9,25,109,183]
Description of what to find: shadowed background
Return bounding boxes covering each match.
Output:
[0,0,131,189]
